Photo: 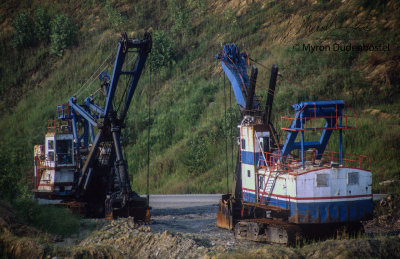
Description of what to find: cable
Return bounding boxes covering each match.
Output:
[248,56,307,90]
[75,52,114,98]
[126,54,138,67]
[146,64,151,202]
[116,74,132,113]
[224,74,229,194]
[248,57,269,70]
[115,53,142,113]
[230,74,234,181]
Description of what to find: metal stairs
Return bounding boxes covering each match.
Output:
[255,134,280,204]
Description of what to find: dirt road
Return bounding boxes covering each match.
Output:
[149,194,224,235]
[147,194,263,251]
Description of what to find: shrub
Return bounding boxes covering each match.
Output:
[12,11,36,47]
[149,30,175,71]
[50,13,77,56]
[104,1,126,27]
[169,0,191,37]
[12,8,52,48]
[34,8,51,43]
[183,136,208,175]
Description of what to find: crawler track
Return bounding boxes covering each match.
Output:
[235,219,303,245]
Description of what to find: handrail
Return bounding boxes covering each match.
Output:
[260,150,371,173]
[47,120,72,134]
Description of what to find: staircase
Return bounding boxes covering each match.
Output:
[259,171,280,204]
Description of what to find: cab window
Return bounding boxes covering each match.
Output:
[48,140,54,150]
[48,151,54,161]
[56,139,73,164]
[316,174,329,187]
[348,172,359,185]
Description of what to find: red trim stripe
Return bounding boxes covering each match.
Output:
[39,183,74,187]
[242,187,372,200]
[36,166,76,169]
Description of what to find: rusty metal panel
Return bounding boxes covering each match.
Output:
[217,199,233,230]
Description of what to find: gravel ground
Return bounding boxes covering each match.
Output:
[150,204,263,252]
[74,195,264,258]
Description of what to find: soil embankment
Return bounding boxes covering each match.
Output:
[1,195,400,258]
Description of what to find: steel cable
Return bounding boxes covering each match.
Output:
[75,52,114,98]
[224,74,229,194]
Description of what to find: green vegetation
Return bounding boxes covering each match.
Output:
[49,13,77,56]
[12,11,36,47]
[149,30,175,71]
[12,197,80,236]
[0,0,399,210]
[0,146,80,236]
[34,7,51,43]
[104,0,127,28]
[11,6,74,53]
[0,148,23,201]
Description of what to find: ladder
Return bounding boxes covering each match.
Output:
[255,134,280,204]
[259,170,280,204]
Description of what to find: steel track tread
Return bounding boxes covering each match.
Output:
[234,219,303,246]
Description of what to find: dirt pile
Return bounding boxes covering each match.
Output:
[0,200,52,259]
[376,195,400,229]
[364,195,400,234]
[76,217,214,258]
[215,237,400,259]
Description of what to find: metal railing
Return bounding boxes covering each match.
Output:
[322,151,371,170]
[47,120,72,134]
[57,104,70,120]
[259,150,371,173]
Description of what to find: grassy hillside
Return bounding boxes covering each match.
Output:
[0,0,399,198]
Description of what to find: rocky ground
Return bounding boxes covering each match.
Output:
[1,195,400,258]
[76,218,208,258]
[364,194,400,236]
[74,204,264,258]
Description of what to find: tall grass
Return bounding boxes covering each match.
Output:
[12,198,80,236]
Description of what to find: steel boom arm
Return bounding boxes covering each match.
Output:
[71,32,152,198]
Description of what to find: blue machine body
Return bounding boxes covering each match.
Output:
[281,100,346,166]
[217,44,259,111]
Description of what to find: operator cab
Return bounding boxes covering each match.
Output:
[45,133,74,167]
[34,129,76,198]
